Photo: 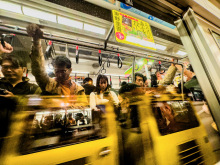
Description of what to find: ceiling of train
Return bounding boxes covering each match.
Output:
[0,0,195,76]
[134,0,220,28]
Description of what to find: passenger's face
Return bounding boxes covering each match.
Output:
[156,72,162,80]
[1,60,24,81]
[135,76,144,87]
[99,78,108,92]
[144,80,148,87]
[54,65,72,83]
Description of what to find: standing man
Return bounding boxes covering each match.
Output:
[26,24,86,99]
[0,43,41,96]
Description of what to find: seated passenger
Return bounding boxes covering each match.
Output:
[0,53,41,96]
[90,75,119,111]
[26,24,86,98]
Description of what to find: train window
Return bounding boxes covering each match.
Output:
[152,101,199,136]
[18,105,107,155]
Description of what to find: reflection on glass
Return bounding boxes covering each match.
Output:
[152,101,199,136]
[19,103,107,154]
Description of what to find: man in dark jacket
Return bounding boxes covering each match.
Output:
[0,54,41,96]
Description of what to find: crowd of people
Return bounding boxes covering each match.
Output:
[0,24,205,130]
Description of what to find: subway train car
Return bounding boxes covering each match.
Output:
[0,94,217,165]
[0,0,220,164]
[0,96,119,164]
[138,94,216,165]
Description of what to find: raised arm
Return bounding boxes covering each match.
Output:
[0,41,13,55]
[26,24,50,91]
[160,64,177,85]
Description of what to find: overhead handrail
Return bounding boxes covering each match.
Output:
[0,25,181,63]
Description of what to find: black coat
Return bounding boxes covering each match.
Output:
[0,77,41,95]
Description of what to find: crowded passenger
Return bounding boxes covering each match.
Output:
[120,81,127,87]
[143,75,148,87]
[176,63,204,100]
[0,42,41,96]
[156,63,177,86]
[119,83,144,129]
[26,24,86,98]
[82,77,95,95]
[90,74,119,111]
[134,72,144,87]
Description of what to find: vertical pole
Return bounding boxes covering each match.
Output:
[181,65,184,101]
[132,56,136,83]
[65,44,69,58]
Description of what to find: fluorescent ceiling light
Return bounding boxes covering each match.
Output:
[84,24,106,35]
[176,51,187,56]
[137,61,143,65]
[155,44,167,50]
[58,16,83,29]
[23,6,57,22]
[0,1,22,14]
[126,36,156,49]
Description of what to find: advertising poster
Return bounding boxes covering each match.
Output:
[120,2,176,29]
[112,10,156,50]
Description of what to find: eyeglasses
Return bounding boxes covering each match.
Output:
[1,65,20,70]
[54,69,69,74]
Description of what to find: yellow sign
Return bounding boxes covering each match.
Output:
[112,10,156,50]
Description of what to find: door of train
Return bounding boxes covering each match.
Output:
[175,8,220,132]
[0,96,119,165]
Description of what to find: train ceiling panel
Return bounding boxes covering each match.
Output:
[0,0,190,75]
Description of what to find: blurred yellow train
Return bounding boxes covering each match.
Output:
[0,94,216,165]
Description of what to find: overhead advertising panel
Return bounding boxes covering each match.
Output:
[124,58,154,77]
[112,10,156,50]
[120,3,176,29]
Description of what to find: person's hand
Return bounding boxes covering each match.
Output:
[175,64,183,72]
[26,24,43,40]
[0,41,13,54]
[0,90,14,97]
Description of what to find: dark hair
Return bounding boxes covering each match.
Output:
[83,77,93,84]
[143,76,147,82]
[52,56,71,69]
[119,83,139,95]
[95,75,110,94]
[0,54,26,67]
[121,81,127,86]
[155,70,160,75]
[151,74,158,87]
[135,73,144,81]
[187,64,194,73]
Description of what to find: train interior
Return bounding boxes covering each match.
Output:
[0,0,220,164]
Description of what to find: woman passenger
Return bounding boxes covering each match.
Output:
[90,75,119,111]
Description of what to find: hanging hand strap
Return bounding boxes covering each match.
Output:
[76,45,79,64]
[98,50,102,66]
[117,54,123,68]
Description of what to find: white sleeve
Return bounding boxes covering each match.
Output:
[110,91,119,106]
[90,92,97,110]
